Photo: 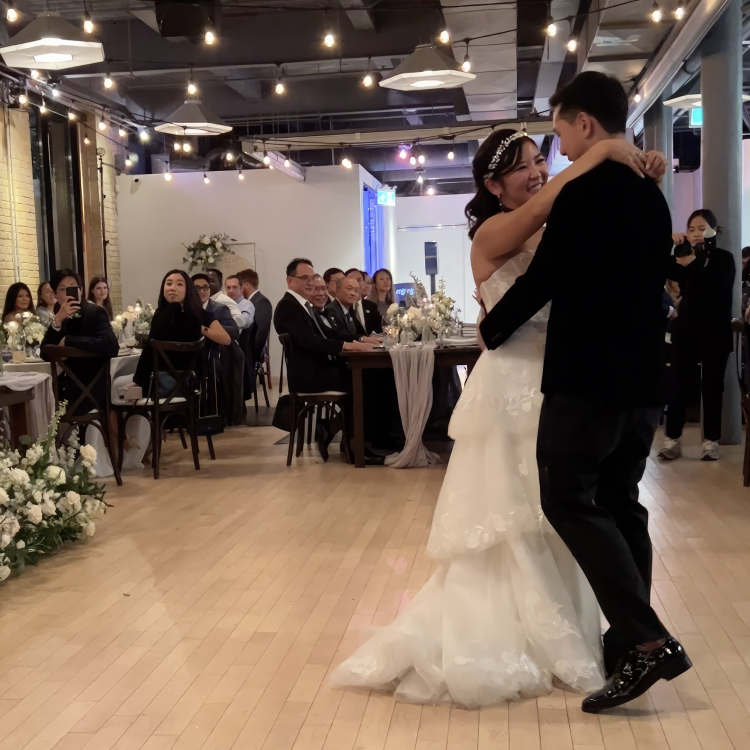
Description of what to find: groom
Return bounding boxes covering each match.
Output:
[480,71,691,712]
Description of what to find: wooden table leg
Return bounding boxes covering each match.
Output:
[351,363,366,468]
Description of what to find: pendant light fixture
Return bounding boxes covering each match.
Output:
[154,100,232,137]
[379,44,475,91]
[0,12,104,71]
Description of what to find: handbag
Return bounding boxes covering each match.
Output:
[196,359,225,436]
[272,394,293,432]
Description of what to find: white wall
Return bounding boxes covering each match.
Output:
[672,169,703,234]
[393,194,479,323]
[117,165,370,372]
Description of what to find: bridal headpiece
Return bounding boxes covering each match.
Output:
[484,130,528,179]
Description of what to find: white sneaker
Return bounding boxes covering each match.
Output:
[701,440,719,461]
[658,438,682,460]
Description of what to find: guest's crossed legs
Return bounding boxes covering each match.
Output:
[537,394,668,671]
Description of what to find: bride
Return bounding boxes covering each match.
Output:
[331,129,665,707]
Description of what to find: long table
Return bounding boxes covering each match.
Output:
[342,345,482,468]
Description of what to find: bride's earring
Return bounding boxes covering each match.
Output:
[497,195,503,211]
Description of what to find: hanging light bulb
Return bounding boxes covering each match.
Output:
[68,111,76,120]
[173,142,182,151]
[409,155,416,166]
[51,87,60,98]
[427,186,435,195]
[104,75,113,89]
[226,151,234,161]
[399,148,408,159]
[203,173,210,184]
[263,153,271,165]
[238,169,244,180]
[30,70,39,80]
[341,156,352,168]
[18,93,27,105]
[634,93,642,103]
[650,2,662,22]
[418,153,425,165]
[674,4,685,18]
[187,80,197,95]
[125,158,132,167]
[205,24,216,44]
[164,170,172,181]
[118,128,126,137]
[182,142,191,153]
[417,174,424,185]
[39,99,46,113]
[284,150,291,168]
[363,74,373,87]
[98,120,106,131]
[139,129,149,142]
[546,21,557,36]
[324,32,335,47]
[462,42,471,73]
[439,30,450,44]
[567,36,578,52]
[83,136,90,145]
[447,150,455,160]
[275,80,285,95]
[6,2,17,22]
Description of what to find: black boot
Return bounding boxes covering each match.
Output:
[582,637,692,713]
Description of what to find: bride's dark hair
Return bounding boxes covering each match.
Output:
[465,128,535,239]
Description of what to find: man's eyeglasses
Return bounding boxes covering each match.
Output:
[194,284,210,292]
[290,275,313,282]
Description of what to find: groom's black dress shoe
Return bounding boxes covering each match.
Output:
[582,637,692,713]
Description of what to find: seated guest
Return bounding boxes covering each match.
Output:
[367,268,396,317]
[307,274,337,337]
[205,268,246,330]
[87,276,114,320]
[238,268,272,360]
[344,268,382,334]
[191,274,235,344]
[226,274,255,330]
[323,267,344,304]
[36,281,56,326]
[274,259,382,463]
[3,282,35,323]
[41,269,119,413]
[361,271,374,300]
[324,276,379,343]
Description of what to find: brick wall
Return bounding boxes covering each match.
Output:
[0,108,40,302]
[97,130,122,311]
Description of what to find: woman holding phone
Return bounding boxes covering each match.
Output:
[41,269,119,414]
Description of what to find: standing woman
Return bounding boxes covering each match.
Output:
[88,276,114,320]
[2,282,35,323]
[36,281,56,326]
[367,268,395,317]
[660,209,736,461]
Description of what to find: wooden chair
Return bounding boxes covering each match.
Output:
[113,339,204,480]
[239,328,270,413]
[41,345,122,487]
[277,333,350,466]
[732,318,750,486]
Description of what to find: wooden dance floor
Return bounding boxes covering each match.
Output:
[1,423,749,750]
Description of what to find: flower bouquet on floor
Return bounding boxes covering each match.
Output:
[182,232,235,273]
[0,404,108,582]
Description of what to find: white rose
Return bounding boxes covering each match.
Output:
[386,303,399,316]
[84,499,100,515]
[16,540,24,549]
[8,468,29,486]
[45,466,66,485]
[25,504,42,525]
[200,235,209,244]
[79,445,97,467]
[66,491,82,513]
[0,516,20,536]
[0,534,10,550]
[89,468,96,478]
[0,488,8,504]
[84,521,96,537]
[41,499,56,516]
[0,566,9,582]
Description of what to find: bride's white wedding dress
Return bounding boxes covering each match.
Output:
[331,249,606,707]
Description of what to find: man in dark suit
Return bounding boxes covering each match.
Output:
[324,275,374,342]
[41,268,119,414]
[344,268,382,334]
[238,268,273,365]
[323,267,344,305]
[480,71,690,711]
[274,258,383,464]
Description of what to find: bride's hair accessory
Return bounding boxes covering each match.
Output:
[484,131,527,179]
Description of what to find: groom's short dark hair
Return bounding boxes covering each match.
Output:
[549,72,628,135]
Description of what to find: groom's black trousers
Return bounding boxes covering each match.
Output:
[537,394,668,667]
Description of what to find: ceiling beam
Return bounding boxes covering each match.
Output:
[338,0,376,31]
[577,0,614,72]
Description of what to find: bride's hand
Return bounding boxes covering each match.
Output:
[644,150,668,179]
[596,139,648,178]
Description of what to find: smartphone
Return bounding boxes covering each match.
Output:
[64,286,80,302]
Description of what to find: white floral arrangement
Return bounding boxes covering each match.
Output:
[0,404,108,582]
[427,278,456,332]
[116,299,155,336]
[182,232,235,272]
[4,311,45,348]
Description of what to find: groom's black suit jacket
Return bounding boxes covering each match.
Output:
[480,161,673,406]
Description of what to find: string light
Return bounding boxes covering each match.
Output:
[674,4,685,18]
[238,169,244,180]
[417,174,424,185]
[324,32,335,47]
[634,93,642,102]
[83,12,94,33]
[39,99,46,113]
[363,73,373,87]
[462,42,471,72]
[164,170,172,181]
[341,156,352,168]
[284,149,291,168]
[409,155,417,165]
[173,142,182,151]
[263,146,271,165]
[439,30,450,44]
[447,150,455,160]
[226,151,234,161]
[125,157,132,167]
[30,70,39,80]
[427,186,435,195]
[205,24,216,44]
[51,87,60,98]
[418,153,425,165]
[139,129,150,142]
[182,142,191,153]
[275,80,285,95]
[650,2,662,22]
[187,79,197,95]
[104,75,113,89]
[203,173,210,183]
[399,148,408,159]
[567,35,578,52]
[83,136,90,145]
[6,2,17,22]
[98,119,107,131]
[68,111,76,120]
[546,4,557,36]
[18,93,27,105]
[118,128,126,137]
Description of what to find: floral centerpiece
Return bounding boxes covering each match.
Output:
[182,232,235,272]
[0,404,108,582]
[4,312,46,359]
[116,298,155,341]
[383,274,455,343]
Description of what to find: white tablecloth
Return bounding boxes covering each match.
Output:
[0,371,55,441]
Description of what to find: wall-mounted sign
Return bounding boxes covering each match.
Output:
[689,107,703,128]
[394,283,414,305]
[377,188,396,207]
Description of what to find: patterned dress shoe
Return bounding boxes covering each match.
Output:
[582,637,692,713]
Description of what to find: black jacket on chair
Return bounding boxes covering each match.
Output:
[273,292,347,393]
[323,300,366,342]
[354,298,382,334]
[248,291,273,363]
[480,161,673,406]
[667,247,736,356]
[41,301,119,411]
